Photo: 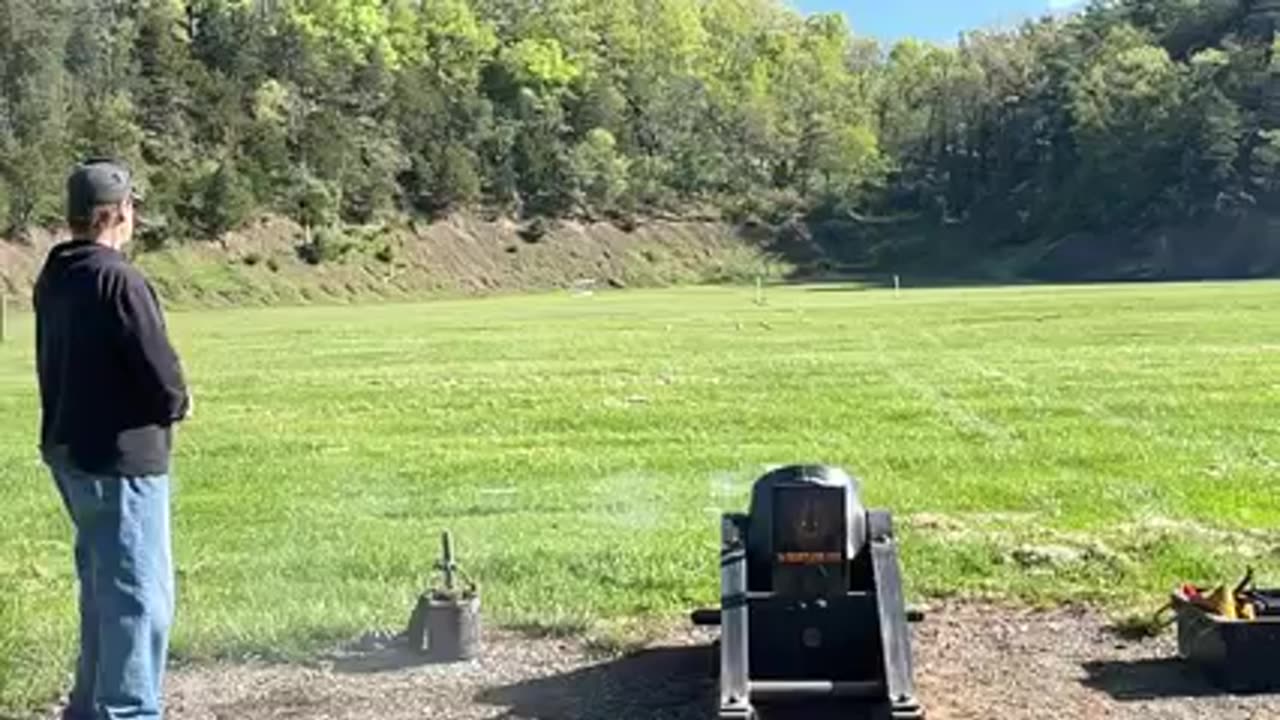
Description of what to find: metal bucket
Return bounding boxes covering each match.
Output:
[421,593,481,662]
[407,590,482,661]
[406,530,482,662]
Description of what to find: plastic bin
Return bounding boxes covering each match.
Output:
[1172,587,1280,694]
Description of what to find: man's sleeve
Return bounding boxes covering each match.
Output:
[115,270,190,425]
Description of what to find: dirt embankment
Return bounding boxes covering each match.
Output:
[0,215,777,309]
[8,209,1276,308]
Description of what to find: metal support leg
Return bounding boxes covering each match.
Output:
[868,511,925,720]
[720,514,753,720]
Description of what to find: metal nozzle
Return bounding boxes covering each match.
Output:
[440,531,457,592]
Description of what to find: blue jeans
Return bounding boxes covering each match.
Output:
[49,463,174,720]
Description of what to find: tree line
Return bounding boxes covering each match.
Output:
[1,0,1278,255]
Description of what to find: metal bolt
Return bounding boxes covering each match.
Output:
[802,627,822,648]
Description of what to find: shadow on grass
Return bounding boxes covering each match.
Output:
[775,267,1239,291]
[1080,658,1230,701]
[475,644,715,720]
[787,272,1023,291]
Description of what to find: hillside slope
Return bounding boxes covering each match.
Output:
[0,215,779,309]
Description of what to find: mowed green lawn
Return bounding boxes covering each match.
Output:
[3,281,1280,713]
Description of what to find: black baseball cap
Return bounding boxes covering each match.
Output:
[66,158,144,224]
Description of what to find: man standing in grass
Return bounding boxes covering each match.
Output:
[34,159,191,720]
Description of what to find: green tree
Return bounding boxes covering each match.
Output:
[570,128,630,212]
[0,0,74,228]
[1070,25,1187,226]
[187,161,255,239]
[0,0,1271,274]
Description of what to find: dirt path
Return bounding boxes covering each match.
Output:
[93,603,1280,720]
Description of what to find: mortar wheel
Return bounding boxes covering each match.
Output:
[891,699,925,720]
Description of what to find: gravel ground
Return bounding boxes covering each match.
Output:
[45,602,1280,720]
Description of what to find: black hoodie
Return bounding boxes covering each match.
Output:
[34,240,189,476]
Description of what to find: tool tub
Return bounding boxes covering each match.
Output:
[1172,588,1280,693]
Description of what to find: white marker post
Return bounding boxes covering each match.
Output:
[894,274,901,298]
[755,275,764,306]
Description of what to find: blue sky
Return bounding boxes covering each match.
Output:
[793,0,1078,44]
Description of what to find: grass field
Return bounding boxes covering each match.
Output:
[3,281,1280,715]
